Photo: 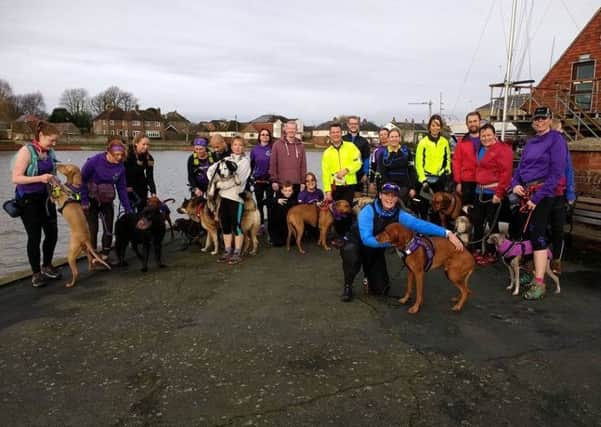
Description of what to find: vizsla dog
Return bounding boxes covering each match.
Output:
[286,200,352,253]
[431,191,463,228]
[50,164,110,287]
[488,233,560,296]
[376,222,475,314]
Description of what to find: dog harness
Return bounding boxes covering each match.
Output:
[54,183,82,214]
[497,238,552,259]
[401,235,435,272]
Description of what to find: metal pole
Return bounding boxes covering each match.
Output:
[501,0,518,141]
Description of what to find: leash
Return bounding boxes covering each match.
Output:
[464,201,503,246]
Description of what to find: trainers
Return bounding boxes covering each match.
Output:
[217,251,232,263]
[524,282,546,300]
[551,259,562,275]
[228,253,242,265]
[41,265,62,280]
[32,272,48,288]
[519,271,533,286]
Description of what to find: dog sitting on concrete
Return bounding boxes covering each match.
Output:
[50,164,110,287]
[177,196,220,254]
[487,233,560,296]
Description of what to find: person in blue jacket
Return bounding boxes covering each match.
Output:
[339,182,464,302]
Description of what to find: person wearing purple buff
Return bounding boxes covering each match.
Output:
[187,137,211,197]
[250,128,273,232]
[81,137,133,258]
[511,106,567,300]
[339,182,463,302]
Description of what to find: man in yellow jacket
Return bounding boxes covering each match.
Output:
[322,122,362,204]
[321,122,362,244]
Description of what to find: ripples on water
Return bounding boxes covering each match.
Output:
[0,150,323,276]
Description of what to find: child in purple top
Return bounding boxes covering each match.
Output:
[297,172,324,204]
[81,138,132,257]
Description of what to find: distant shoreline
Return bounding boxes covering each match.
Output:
[0,140,327,152]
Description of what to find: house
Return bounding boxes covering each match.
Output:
[54,122,81,136]
[312,116,380,146]
[249,114,303,139]
[9,121,35,141]
[241,123,262,143]
[93,107,164,139]
[206,120,242,141]
[385,118,428,144]
[164,110,191,140]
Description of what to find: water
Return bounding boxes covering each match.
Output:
[0,150,324,276]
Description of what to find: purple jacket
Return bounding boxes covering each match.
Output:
[250,143,272,181]
[81,153,132,211]
[511,130,567,205]
[268,137,307,185]
[298,189,324,204]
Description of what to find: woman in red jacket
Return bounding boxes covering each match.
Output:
[471,123,513,265]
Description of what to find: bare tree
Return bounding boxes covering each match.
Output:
[0,79,14,101]
[90,86,138,114]
[14,91,46,116]
[60,88,90,115]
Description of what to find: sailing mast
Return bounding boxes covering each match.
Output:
[501,0,518,141]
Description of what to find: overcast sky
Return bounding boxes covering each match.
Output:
[1,0,599,125]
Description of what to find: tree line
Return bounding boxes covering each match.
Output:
[0,78,138,132]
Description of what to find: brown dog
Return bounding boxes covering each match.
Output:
[431,191,463,228]
[286,200,352,253]
[376,223,474,314]
[51,164,110,287]
[177,196,220,254]
[352,196,374,217]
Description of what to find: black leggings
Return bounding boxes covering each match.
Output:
[19,193,58,273]
[86,199,115,252]
[219,198,243,235]
[340,239,390,294]
[511,196,564,252]
[470,193,502,251]
[253,182,271,225]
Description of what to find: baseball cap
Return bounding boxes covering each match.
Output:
[381,182,401,196]
[533,106,552,119]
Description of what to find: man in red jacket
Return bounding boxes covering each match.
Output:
[452,111,481,213]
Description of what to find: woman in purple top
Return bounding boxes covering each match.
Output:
[250,128,273,230]
[297,172,324,204]
[511,106,567,300]
[81,137,133,258]
[11,121,61,287]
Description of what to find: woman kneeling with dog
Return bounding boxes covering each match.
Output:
[339,182,463,302]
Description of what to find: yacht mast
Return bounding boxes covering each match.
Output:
[501,0,518,141]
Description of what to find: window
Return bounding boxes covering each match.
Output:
[109,120,114,125]
[155,121,161,128]
[132,130,140,137]
[132,120,141,127]
[571,60,595,110]
[145,130,160,138]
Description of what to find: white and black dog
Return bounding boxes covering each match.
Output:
[488,233,560,296]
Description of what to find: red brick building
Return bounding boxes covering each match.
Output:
[93,107,164,139]
[532,8,601,124]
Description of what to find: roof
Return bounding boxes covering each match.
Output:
[249,114,290,123]
[93,107,162,122]
[164,110,189,123]
[54,122,81,135]
[16,114,40,123]
[389,120,428,131]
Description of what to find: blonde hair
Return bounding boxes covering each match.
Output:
[210,134,225,147]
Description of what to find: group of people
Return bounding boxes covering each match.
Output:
[10,108,573,304]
